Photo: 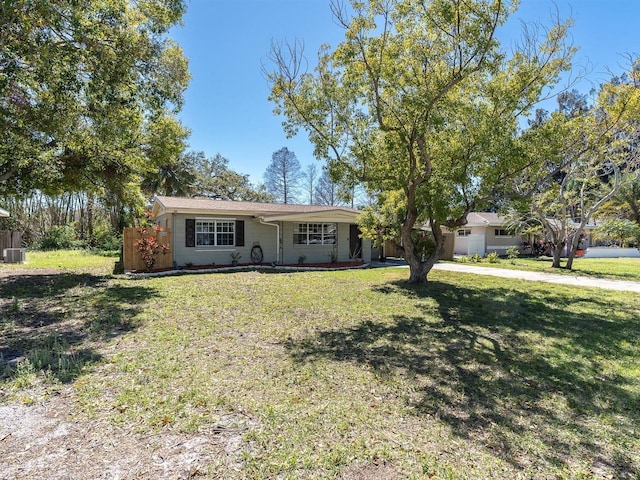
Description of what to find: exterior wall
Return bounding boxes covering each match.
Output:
[361,238,372,263]
[157,212,278,266]
[485,228,525,255]
[453,226,526,256]
[280,222,364,264]
[453,226,486,255]
[156,213,371,266]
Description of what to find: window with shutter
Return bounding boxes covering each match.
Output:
[191,219,236,246]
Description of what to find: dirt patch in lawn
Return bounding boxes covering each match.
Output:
[0,267,260,479]
[0,267,62,278]
[0,391,256,479]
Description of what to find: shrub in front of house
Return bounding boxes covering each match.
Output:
[486,251,499,263]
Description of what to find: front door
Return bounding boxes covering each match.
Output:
[349,224,362,259]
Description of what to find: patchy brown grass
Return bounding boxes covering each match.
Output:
[1,254,639,479]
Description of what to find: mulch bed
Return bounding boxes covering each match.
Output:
[131,262,368,275]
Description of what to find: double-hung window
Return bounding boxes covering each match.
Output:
[294,223,337,245]
[196,219,235,246]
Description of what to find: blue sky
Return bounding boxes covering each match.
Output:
[170,0,639,185]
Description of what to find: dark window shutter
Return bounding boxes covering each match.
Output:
[185,219,195,247]
[235,220,245,246]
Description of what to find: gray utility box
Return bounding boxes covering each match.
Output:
[3,248,26,264]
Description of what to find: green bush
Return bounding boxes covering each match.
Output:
[506,246,520,263]
[486,251,499,263]
[471,253,483,263]
[36,224,83,250]
[93,231,122,252]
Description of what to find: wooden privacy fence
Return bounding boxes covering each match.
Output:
[122,227,173,272]
[0,230,22,251]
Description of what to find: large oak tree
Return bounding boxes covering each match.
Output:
[267,0,574,283]
[0,0,190,201]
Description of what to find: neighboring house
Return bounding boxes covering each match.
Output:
[0,207,8,217]
[151,196,371,267]
[451,212,526,256]
[451,212,598,256]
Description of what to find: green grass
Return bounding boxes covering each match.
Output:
[1,249,119,274]
[450,256,640,282]
[1,255,639,478]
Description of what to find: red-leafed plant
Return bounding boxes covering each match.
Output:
[135,225,170,272]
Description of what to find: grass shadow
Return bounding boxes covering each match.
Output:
[570,266,640,281]
[285,278,640,477]
[1,272,157,386]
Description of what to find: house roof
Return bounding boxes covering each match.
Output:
[0,207,9,217]
[464,212,505,226]
[152,196,361,223]
[461,212,599,230]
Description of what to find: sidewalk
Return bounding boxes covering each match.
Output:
[371,259,640,292]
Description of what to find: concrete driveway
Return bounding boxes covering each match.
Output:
[433,263,640,292]
[371,259,640,293]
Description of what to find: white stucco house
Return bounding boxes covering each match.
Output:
[451,212,600,256]
[451,212,526,256]
[0,207,9,218]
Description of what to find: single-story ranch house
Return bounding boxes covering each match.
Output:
[151,196,371,267]
[385,212,527,258]
[450,212,597,256]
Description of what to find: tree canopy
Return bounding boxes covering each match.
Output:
[0,0,190,201]
[267,0,575,283]
[509,62,640,268]
[142,150,274,202]
[191,152,273,202]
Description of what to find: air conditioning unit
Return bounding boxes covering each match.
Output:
[3,248,26,264]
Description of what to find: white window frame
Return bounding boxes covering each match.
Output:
[195,218,235,247]
[457,229,472,237]
[294,223,337,245]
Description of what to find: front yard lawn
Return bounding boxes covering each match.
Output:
[1,249,119,274]
[1,256,639,478]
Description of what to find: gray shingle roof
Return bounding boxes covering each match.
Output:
[465,212,505,226]
[153,196,360,217]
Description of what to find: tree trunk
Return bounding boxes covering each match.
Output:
[406,255,432,283]
[565,237,579,270]
[564,230,583,270]
[87,193,94,246]
[551,241,564,268]
[401,218,444,284]
[566,222,589,270]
